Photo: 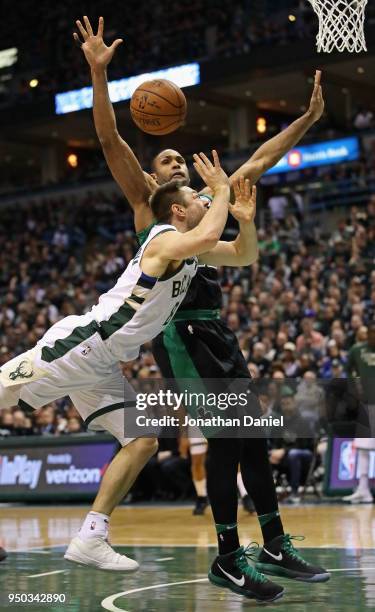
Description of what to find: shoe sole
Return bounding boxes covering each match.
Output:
[208,571,285,602]
[64,551,139,572]
[256,563,331,583]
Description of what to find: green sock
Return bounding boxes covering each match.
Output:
[258,510,284,544]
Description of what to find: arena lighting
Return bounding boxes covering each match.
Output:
[256,117,267,134]
[55,62,200,115]
[67,153,78,168]
[29,79,39,88]
[0,47,18,69]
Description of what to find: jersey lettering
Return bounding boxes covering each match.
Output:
[172,274,190,298]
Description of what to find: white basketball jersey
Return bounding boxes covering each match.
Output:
[89,223,198,361]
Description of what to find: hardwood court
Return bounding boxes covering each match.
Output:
[1,503,375,611]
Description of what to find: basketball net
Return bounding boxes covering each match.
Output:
[308,0,368,53]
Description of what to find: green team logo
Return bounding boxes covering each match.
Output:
[8,360,34,381]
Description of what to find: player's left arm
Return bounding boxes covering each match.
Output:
[200,70,324,196]
[199,178,258,267]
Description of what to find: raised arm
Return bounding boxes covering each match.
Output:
[74,16,154,229]
[144,151,230,268]
[200,71,324,197]
[200,177,258,266]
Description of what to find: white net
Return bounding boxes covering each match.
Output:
[308,0,368,53]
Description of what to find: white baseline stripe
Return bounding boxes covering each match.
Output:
[327,567,375,572]
[27,570,68,578]
[7,543,69,553]
[155,557,174,562]
[101,579,208,612]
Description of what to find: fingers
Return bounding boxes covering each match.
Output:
[198,151,214,170]
[251,185,257,201]
[314,70,322,86]
[212,149,220,168]
[73,32,83,48]
[193,161,207,182]
[233,176,252,201]
[233,180,241,200]
[83,16,94,36]
[97,16,104,38]
[244,178,251,199]
[239,176,246,198]
[192,153,207,173]
[192,154,208,177]
[76,19,88,41]
[110,38,123,51]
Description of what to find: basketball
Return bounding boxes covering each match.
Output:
[130,79,187,135]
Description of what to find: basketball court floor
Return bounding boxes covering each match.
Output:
[0,504,374,611]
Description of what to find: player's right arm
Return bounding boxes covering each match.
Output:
[145,151,230,264]
[74,16,154,230]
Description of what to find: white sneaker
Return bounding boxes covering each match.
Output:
[64,536,139,571]
[342,491,373,504]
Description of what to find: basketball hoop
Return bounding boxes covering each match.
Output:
[307,0,368,53]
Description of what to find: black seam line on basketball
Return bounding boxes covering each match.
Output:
[137,120,184,133]
[133,119,184,131]
[132,109,184,117]
[133,88,185,109]
[168,80,185,106]
[84,402,134,427]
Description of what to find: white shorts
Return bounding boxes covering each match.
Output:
[0,316,137,447]
[188,424,208,455]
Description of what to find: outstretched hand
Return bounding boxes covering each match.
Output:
[229,177,256,224]
[193,150,229,192]
[73,16,123,70]
[307,70,324,123]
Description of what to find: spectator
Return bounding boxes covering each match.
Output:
[269,386,316,503]
[353,108,374,130]
[34,405,56,435]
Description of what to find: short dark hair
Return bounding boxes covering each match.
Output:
[149,179,186,223]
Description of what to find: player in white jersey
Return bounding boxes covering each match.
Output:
[0,151,234,570]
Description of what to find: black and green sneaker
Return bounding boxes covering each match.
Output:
[208,543,285,602]
[256,534,331,583]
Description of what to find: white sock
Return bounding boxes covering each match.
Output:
[194,478,207,498]
[237,472,247,499]
[78,511,110,541]
[356,450,370,495]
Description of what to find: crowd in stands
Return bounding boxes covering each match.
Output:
[0,168,374,499]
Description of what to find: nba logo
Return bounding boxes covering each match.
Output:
[339,441,356,480]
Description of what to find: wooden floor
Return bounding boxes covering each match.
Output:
[1,503,375,551]
[1,503,375,611]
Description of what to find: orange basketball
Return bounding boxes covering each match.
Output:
[130,79,187,136]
